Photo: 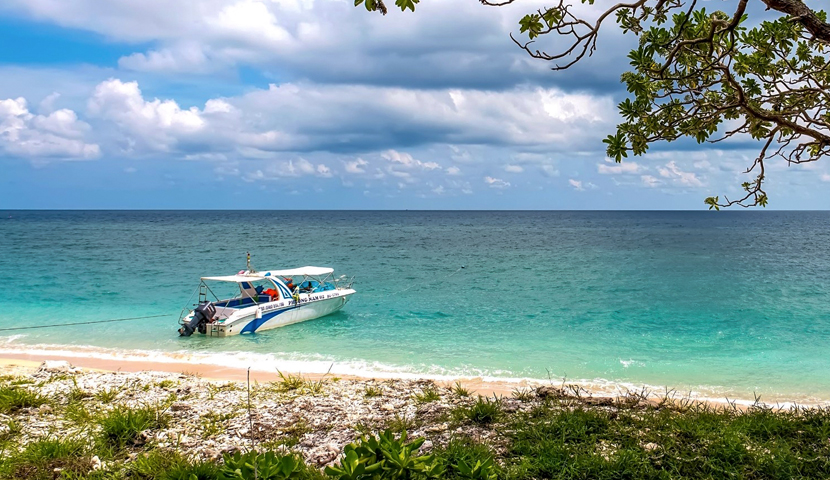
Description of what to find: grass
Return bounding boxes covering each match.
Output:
[413,385,441,404]
[364,385,383,398]
[98,405,170,448]
[0,385,48,414]
[94,387,121,403]
[433,436,499,480]
[503,400,830,480]
[130,449,220,480]
[199,411,237,437]
[452,382,472,398]
[452,395,504,425]
[0,436,91,480]
[511,387,534,402]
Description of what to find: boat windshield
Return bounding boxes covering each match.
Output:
[206,278,283,308]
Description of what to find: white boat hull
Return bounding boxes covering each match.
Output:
[192,289,355,337]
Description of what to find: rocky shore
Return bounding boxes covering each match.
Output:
[5,360,830,480]
[1,361,525,468]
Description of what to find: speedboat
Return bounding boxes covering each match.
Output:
[178,255,355,337]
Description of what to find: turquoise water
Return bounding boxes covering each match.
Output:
[1,210,830,403]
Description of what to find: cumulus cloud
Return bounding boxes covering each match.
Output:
[658,161,704,187]
[484,176,510,188]
[641,175,661,188]
[569,178,597,191]
[0,97,99,161]
[504,164,523,173]
[598,160,643,174]
[344,158,369,174]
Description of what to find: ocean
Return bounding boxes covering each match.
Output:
[1,210,829,404]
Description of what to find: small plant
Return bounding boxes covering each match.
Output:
[200,411,237,437]
[511,387,534,402]
[452,396,503,425]
[222,451,310,480]
[0,385,48,413]
[0,418,22,443]
[156,379,177,389]
[277,371,306,392]
[98,405,169,447]
[66,387,91,403]
[452,382,472,398]
[364,386,383,398]
[387,413,418,433]
[453,458,497,480]
[326,430,444,480]
[413,385,441,405]
[94,387,121,403]
[2,436,91,480]
[130,449,220,480]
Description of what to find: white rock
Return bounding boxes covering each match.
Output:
[39,360,72,373]
[91,455,102,470]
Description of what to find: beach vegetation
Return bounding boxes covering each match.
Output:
[0,435,91,480]
[451,383,471,398]
[222,451,322,480]
[97,405,170,448]
[327,429,443,480]
[364,386,383,398]
[200,411,237,437]
[129,449,220,480]
[0,384,48,413]
[433,437,499,480]
[386,413,419,433]
[94,387,121,403]
[452,396,503,425]
[510,388,533,402]
[412,385,441,404]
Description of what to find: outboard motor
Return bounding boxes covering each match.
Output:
[178,302,216,336]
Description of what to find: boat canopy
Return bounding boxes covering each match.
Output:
[201,274,268,283]
[262,266,334,277]
[201,266,333,283]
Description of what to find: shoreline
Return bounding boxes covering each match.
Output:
[1,351,826,408]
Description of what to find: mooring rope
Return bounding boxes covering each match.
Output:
[0,314,172,332]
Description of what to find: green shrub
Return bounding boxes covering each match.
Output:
[452,396,502,425]
[434,437,498,480]
[326,430,444,480]
[222,451,320,480]
[98,405,169,447]
[0,385,48,413]
[130,449,220,480]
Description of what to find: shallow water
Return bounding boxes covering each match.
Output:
[1,210,829,403]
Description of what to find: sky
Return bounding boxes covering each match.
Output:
[0,0,827,210]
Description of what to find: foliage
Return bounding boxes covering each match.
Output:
[0,436,91,480]
[451,382,471,398]
[130,449,221,480]
[433,437,499,480]
[364,386,383,398]
[98,405,169,447]
[412,385,441,404]
[0,385,48,413]
[326,429,444,480]
[452,396,503,425]
[354,0,830,208]
[221,451,321,480]
[503,401,830,479]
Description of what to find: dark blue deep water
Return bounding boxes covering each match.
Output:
[1,210,830,403]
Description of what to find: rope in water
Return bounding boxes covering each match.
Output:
[0,314,172,332]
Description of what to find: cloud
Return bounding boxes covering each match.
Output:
[641,175,661,188]
[569,178,597,191]
[484,176,510,188]
[658,161,704,187]
[344,158,368,174]
[504,164,523,173]
[2,0,632,91]
[0,97,99,161]
[598,160,643,174]
[446,166,461,175]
